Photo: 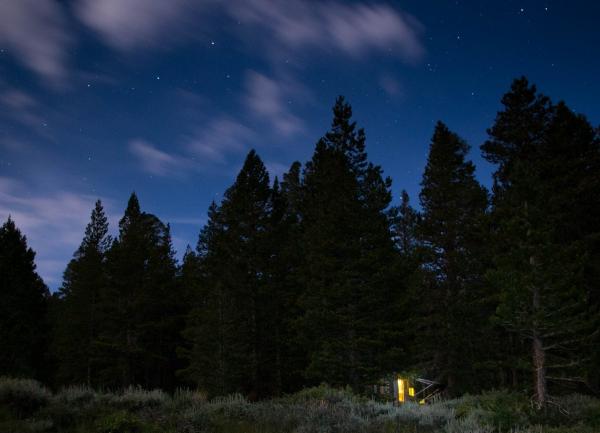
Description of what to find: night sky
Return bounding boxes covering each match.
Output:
[1,0,599,289]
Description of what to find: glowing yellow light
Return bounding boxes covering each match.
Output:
[409,387,415,397]
[397,378,405,402]
[419,399,425,405]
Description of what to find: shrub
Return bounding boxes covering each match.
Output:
[556,394,600,427]
[54,385,97,407]
[282,384,365,405]
[209,393,254,420]
[451,390,530,430]
[0,377,51,418]
[94,410,167,433]
[2,378,600,433]
[95,410,144,433]
[110,387,167,411]
[172,388,207,406]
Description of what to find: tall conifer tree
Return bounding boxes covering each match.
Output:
[388,190,422,371]
[298,97,398,388]
[53,200,110,386]
[0,217,49,379]
[416,122,490,395]
[98,193,179,389]
[181,151,277,397]
[482,78,600,405]
[267,169,306,393]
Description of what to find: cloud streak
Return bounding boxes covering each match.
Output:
[0,177,108,285]
[184,117,255,164]
[0,87,44,129]
[75,0,424,62]
[130,116,256,177]
[228,0,424,62]
[129,139,192,177]
[0,1,424,87]
[0,0,71,85]
[75,0,199,51]
[244,71,304,136]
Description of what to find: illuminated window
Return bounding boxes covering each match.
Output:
[397,378,405,402]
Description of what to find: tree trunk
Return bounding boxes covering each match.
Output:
[531,281,547,407]
[527,202,547,408]
[532,331,547,407]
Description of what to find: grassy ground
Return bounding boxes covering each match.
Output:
[1,377,599,433]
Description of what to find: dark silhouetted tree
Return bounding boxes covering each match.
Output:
[181,151,277,397]
[416,122,490,395]
[53,200,110,386]
[97,193,179,389]
[482,78,600,405]
[0,217,49,379]
[297,97,398,388]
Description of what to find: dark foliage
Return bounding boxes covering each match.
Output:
[0,218,49,380]
[1,80,598,406]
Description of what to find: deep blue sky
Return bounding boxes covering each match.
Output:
[1,0,599,288]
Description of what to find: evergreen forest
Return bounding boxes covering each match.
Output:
[1,78,600,432]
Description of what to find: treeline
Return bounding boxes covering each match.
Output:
[1,78,599,406]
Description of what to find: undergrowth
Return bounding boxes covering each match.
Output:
[0,377,598,433]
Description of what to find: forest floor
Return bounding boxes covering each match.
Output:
[1,377,599,433]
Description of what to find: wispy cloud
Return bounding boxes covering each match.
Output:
[0,1,424,89]
[228,0,424,63]
[0,177,108,285]
[75,0,200,51]
[75,0,424,62]
[130,116,255,177]
[244,71,304,136]
[184,116,255,164]
[0,88,44,128]
[129,139,191,177]
[0,1,71,85]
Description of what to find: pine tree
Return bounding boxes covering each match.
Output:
[481,77,600,405]
[387,190,422,371]
[179,201,229,394]
[266,170,306,393]
[416,122,490,395]
[390,190,420,261]
[0,217,49,379]
[177,245,199,314]
[97,193,179,389]
[297,97,398,388]
[53,200,110,386]
[181,150,277,397]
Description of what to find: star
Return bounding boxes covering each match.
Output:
[156,75,160,80]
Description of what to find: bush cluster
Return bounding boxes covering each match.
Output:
[0,377,599,433]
